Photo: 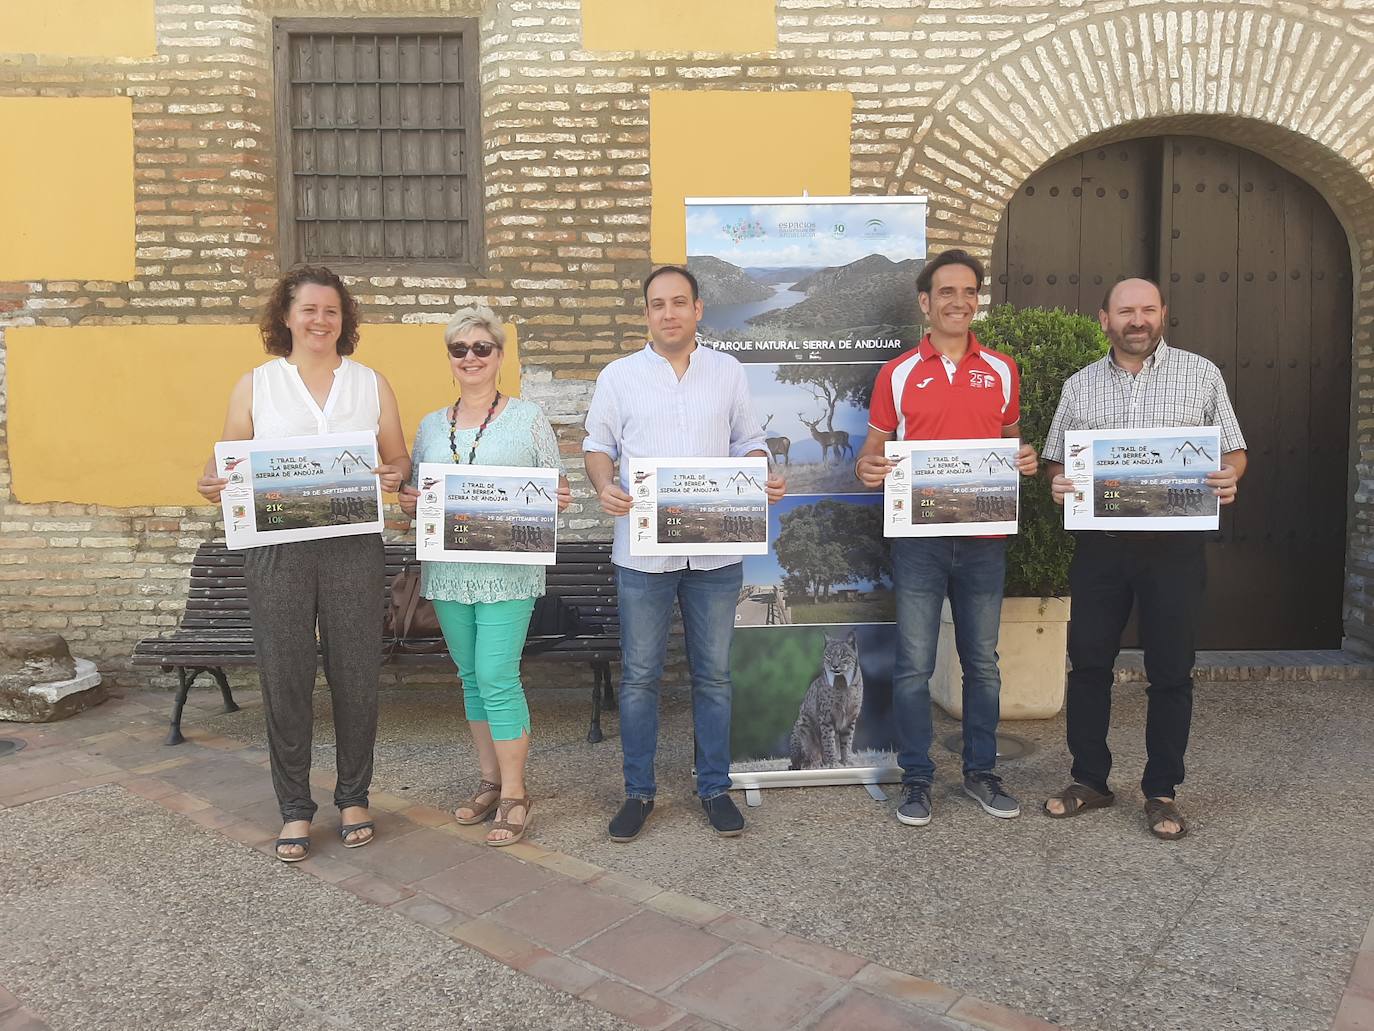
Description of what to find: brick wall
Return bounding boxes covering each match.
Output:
[5,0,1374,675]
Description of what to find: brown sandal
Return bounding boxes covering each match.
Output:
[454,779,502,825]
[486,796,532,847]
[1144,797,1188,840]
[1043,783,1115,818]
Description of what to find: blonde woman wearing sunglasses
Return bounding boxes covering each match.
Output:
[399,306,571,845]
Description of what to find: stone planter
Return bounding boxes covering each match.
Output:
[932,596,1069,720]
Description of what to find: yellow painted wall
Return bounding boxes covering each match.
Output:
[0,0,157,59]
[7,323,520,507]
[0,97,136,281]
[582,0,776,54]
[649,91,854,263]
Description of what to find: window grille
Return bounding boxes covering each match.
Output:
[273,20,483,271]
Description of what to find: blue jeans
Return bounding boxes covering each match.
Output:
[892,537,1006,785]
[615,562,742,801]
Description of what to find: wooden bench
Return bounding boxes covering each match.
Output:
[132,541,620,746]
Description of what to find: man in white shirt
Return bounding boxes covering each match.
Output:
[583,265,785,842]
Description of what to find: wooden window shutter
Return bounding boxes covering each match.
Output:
[274,19,483,273]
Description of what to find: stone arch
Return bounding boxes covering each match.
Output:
[882,2,1374,650]
[885,3,1374,256]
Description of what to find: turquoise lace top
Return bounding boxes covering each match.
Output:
[409,397,565,604]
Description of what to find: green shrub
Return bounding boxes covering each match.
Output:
[970,304,1110,597]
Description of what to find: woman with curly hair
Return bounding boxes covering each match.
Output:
[197,265,411,862]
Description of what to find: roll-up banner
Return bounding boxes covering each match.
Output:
[684,195,928,790]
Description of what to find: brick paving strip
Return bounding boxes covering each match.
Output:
[1,694,1059,1031]
[1334,914,1374,1031]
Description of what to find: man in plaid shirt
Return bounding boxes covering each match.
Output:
[1041,278,1247,841]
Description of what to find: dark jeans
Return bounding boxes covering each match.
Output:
[615,562,742,801]
[892,536,1007,785]
[243,534,384,823]
[1066,532,1206,800]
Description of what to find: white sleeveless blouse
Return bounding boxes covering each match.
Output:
[251,357,381,439]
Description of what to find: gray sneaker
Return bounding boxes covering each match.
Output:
[896,783,932,826]
[963,772,1021,819]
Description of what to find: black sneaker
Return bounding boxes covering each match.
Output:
[701,793,745,837]
[963,771,1021,819]
[609,799,654,842]
[896,783,932,826]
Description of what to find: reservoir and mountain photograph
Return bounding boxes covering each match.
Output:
[685,198,927,365]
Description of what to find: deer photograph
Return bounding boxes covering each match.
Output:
[798,412,854,465]
[761,413,791,466]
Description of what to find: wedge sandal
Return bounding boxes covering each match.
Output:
[1043,783,1115,819]
[1144,797,1188,840]
[275,836,311,863]
[454,779,502,825]
[486,796,531,847]
[340,820,375,848]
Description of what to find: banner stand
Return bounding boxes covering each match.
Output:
[685,194,929,793]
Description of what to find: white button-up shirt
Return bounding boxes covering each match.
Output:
[583,340,769,572]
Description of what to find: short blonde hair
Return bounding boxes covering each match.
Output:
[444,305,506,349]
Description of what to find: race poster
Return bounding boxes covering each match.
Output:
[883,439,1020,537]
[1063,427,1221,530]
[215,432,382,550]
[685,195,927,788]
[627,457,769,558]
[414,462,558,565]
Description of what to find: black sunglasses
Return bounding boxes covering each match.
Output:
[447,340,498,359]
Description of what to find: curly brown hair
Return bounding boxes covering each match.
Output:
[259,265,361,356]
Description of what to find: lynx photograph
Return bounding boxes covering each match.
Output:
[729,623,897,771]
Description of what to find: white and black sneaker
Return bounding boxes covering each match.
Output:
[896,783,932,826]
[963,772,1021,819]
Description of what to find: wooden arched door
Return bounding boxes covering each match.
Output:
[992,136,1352,649]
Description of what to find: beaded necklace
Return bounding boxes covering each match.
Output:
[449,391,501,464]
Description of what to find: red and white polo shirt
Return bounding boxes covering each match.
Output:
[868,332,1020,441]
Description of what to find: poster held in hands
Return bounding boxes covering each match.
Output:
[628,457,770,557]
[215,432,383,549]
[414,462,559,565]
[1063,427,1221,530]
[883,438,1020,537]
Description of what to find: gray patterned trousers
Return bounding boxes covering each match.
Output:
[243,534,384,822]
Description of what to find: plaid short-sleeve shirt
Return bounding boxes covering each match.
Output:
[1042,341,1246,464]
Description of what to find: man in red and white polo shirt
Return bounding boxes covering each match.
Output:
[856,249,1038,827]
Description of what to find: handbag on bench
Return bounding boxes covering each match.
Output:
[383,563,448,655]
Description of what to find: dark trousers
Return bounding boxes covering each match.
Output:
[1066,532,1206,800]
[243,534,384,822]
